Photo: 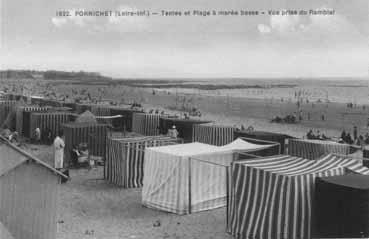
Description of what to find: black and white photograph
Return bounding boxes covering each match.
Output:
[0,0,368,238]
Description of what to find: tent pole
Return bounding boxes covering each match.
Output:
[188,157,192,214]
[226,165,229,230]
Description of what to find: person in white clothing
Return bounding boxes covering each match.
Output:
[54,131,65,170]
[34,127,41,144]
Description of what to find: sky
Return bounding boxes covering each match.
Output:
[0,0,368,78]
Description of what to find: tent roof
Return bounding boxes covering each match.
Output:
[0,222,15,239]
[195,122,235,128]
[292,139,348,145]
[235,130,294,138]
[160,117,212,124]
[220,138,276,151]
[148,138,276,157]
[318,174,369,190]
[148,142,221,156]
[75,110,97,123]
[235,154,369,177]
[319,153,369,175]
[0,136,68,179]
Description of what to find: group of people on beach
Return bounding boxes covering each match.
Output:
[306,129,329,140]
[340,126,369,146]
[306,125,369,147]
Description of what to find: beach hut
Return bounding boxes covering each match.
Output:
[314,174,369,238]
[142,138,277,215]
[234,130,293,154]
[227,154,369,239]
[90,105,111,116]
[29,112,73,140]
[15,106,51,137]
[131,112,160,136]
[63,122,108,167]
[0,100,18,126]
[105,136,182,188]
[40,99,62,107]
[363,146,369,159]
[109,106,143,131]
[75,103,111,116]
[30,96,46,106]
[192,123,235,146]
[288,139,352,160]
[159,117,212,143]
[0,137,68,239]
[75,103,92,114]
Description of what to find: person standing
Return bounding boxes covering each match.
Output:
[353,126,358,140]
[54,131,65,170]
[34,127,41,144]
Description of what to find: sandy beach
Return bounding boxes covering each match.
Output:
[47,81,369,138]
[3,77,369,139]
[26,143,231,239]
[2,76,369,239]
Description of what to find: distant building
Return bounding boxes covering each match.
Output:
[0,137,68,239]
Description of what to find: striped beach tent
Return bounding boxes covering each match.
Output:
[63,122,108,167]
[131,113,160,136]
[90,105,111,117]
[0,101,18,126]
[288,139,352,160]
[15,106,51,137]
[75,103,92,114]
[234,130,293,154]
[159,117,212,143]
[192,123,235,146]
[227,154,369,239]
[29,112,72,140]
[109,107,143,132]
[363,146,369,159]
[142,139,277,215]
[105,136,181,188]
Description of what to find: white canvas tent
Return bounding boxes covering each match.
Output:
[142,139,276,214]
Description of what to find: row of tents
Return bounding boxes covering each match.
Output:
[1,95,369,239]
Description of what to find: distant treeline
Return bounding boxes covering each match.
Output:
[0,70,297,90]
[0,70,112,82]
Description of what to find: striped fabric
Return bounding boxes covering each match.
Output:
[363,147,369,159]
[109,107,143,132]
[192,123,235,146]
[228,154,369,239]
[29,112,72,139]
[142,140,276,215]
[132,113,160,136]
[318,153,369,174]
[159,118,212,143]
[63,123,108,167]
[0,101,18,126]
[142,143,233,215]
[15,106,51,136]
[90,105,111,116]
[288,139,351,160]
[75,104,92,114]
[105,136,181,188]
